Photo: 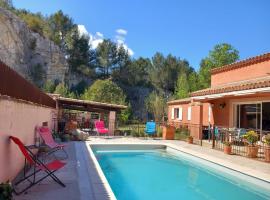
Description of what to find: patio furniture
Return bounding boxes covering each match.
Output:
[10,136,66,195]
[144,121,156,136]
[94,120,109,136]
[37,126,68,159]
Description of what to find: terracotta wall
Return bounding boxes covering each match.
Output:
[211,60,270,86]
[210,98,230,127]
[168,104,190,124]
[0,96,55,182]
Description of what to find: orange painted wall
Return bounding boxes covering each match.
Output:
[210,98,230,127]
[168,102,212,126]
[211,60,270,87]
[0,97,55,182]
[168,103,191,125]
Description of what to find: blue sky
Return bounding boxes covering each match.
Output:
[13,0,270,70]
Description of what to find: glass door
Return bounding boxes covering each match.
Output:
[235,103,261,130]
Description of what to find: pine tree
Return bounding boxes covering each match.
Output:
[175,73,189,99]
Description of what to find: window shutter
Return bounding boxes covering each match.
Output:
[179,107,183,120]
[188,106,191,121]
[171,107,174,119]
[208,105,212,122]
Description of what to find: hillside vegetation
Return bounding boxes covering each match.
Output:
[0,0,240,121]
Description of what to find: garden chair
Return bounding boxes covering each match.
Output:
[144,121,156,137]
[94,120,109,136]
[10,136,66,195]
[37,126,68,159]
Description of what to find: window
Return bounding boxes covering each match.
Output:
[172,107,182,120]
[188,106,191,121]
[174,108,179,119]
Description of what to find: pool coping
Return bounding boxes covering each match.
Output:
[86,141,270,199]
[86,143,117,200]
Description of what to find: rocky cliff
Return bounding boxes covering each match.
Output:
[0,7,68,86]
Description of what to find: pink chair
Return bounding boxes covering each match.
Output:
[94,120,109,136]
[37,126,68,159]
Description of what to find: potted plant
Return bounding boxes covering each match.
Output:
[223,141,232,155]
[187,135,193,144]
[243,130,259,158]
[0,182,12,200]
[162,125,175,140]
[263,134,270,162]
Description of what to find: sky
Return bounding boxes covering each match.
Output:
[13,0,270,70]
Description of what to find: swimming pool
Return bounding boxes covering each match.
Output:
[91,144,270,200]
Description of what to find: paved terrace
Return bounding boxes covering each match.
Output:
[14,137,270,200]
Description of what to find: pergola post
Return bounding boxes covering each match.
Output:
[108,111,116,136]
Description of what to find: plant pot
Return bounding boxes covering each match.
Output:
[224,146,232,155]
[246,145,259,158]
[187,137,193,144]
[264,146,270,162]
[162,126,175,140]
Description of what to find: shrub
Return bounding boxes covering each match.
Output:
[223,141,231,146]
[243,130,258,146]
[263,134,270,146]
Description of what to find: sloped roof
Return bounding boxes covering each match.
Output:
[167,97,191,105]
[191,76,270,97]
[211,52,270,75]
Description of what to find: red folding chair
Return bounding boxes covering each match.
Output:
[10,136,66,195]
[37,126,68,159]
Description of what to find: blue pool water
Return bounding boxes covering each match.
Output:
[93,146,270,200]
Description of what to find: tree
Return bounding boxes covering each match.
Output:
[149,53,192,96]
[96,39,130,79]
[113,57,151,86]
[198,43,239,88]
[81,79,126,105]
[0,0,13,9]
[43,80,56,93]
[188,71,199,92]
[54,83,70,97]
[48,10,75,49]
[175,72,189,99]
[66,27,95,76]
[145,91,166,121]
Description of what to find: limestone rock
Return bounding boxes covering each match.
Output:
[0,7,68,86]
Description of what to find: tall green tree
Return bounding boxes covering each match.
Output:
[48,10,75,49]
[96,39,130,79]
[145,91,166,121]
[114,57,151,86]
[66,27,95,76]
[82,79,126,105]
[175,72,189,99]
[198,43,239,88]
[149,53,192,96]
[188,71,199,92]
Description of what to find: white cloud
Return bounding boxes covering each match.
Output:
[77,25,134,56]
[78,24,104,49]
[96,32,104,38]
[116,28,127,35]
[77,25,88,36]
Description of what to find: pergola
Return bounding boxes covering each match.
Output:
[50,94,127,135]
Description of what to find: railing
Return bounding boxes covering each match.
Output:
[115,120,165,137]
[212,128,269,162]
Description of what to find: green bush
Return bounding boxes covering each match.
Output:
[174,127,190,140]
